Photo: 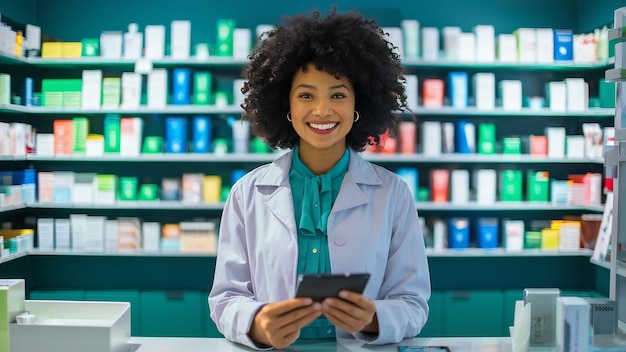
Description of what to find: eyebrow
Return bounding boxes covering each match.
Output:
[294,83,351,91]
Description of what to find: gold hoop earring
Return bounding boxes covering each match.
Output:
[354,111,360,122]
[287,112,292,122]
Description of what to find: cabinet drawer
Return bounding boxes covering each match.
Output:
[442,290,504,337]
[140,290,205,337]
[419,291,442,337]
[29,289,85,300]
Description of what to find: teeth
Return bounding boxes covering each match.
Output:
[309,123,337,130]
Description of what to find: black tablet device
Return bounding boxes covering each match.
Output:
[295,273,370,302]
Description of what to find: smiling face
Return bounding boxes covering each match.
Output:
[289,63,356,172]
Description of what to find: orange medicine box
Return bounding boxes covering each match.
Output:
[423,79,444,107]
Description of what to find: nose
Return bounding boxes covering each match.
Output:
[312,99,332,116]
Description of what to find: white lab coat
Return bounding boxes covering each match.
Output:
[209,148,431,349]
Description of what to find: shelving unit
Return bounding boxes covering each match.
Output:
[0,37,612,251]
[0,247,596,264]
[0,1,618,338]
[0,201,604,212]
[605,18,626,333]
[0,153,609,164]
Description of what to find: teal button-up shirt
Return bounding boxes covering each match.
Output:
[289,146,349,339]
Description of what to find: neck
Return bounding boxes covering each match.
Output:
[297,144,346,175]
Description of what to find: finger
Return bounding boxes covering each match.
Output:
[323,297,363,319]
[337,290,368,307]
[266,297,315,316]
[259,298,316,327]
[323,307,361,333]
[273,302,323,331]
[270,331,300,350]
[337,291,377,317]
[322,298,372,332]
[267,307,324,346]
[258,301,323,347]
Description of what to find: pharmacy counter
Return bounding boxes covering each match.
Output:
[127,337,512,352]
[126,335,626,352]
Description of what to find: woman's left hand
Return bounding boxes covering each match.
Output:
[321,291,378,334]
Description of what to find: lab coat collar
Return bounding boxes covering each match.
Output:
[256,148,382,216]
[256,148,382,187]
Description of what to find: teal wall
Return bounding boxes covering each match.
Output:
[577,0,620,31]
[0,0,38,25]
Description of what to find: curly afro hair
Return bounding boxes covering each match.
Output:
[240,7,409,151]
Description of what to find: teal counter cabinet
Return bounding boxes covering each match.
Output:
[442,290,504,337]
[139,290,206,337]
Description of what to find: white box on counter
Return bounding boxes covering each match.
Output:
[10,300,130,352]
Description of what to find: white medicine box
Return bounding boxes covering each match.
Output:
[10,300,130,352]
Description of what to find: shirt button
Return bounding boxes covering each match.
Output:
[312,248,318,254]
[334,236,346,246]
[314,204,318,208]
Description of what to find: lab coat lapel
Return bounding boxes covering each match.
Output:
[257,151,297,235]
[332,149,382,212]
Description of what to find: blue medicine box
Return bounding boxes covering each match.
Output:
[448,217,470,249]
[554,29,573,62]
[172,68,191,105]
[193,116,212,153]
[165,117,188,153]
[477,217,499,249]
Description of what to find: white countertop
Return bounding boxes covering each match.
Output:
[126,337,513,352]
[125,335,626,352]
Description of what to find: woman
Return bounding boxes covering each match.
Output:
[209,8,430,350]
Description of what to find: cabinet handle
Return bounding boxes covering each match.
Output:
[451,291,470,299]
[165,291,184,299]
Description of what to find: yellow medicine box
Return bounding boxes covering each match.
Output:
[62,42,82,57]
[41,42,62,58]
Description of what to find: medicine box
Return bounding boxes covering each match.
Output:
[524,288,560,348]
[1,279,25,352]
[10,300,130,352]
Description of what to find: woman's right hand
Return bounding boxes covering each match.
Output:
[248,298,323,349]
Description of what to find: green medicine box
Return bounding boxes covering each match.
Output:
[63,79,83,108]
[478,123,496,154]
[524,231,542,249]
[81,38,100,56]
[41,79,64,107]
[215,19,235,57]
[502,137,522,154]
[526,171,549,201]
[599,79,615,108]
[104,114,121,153]
[500,170,522,201]
[119,177,138,201]
[142,136,163,154]
[193,72,213,105]
[97,174,118,193]
[139,184,159,201]
[72,117,89,153]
